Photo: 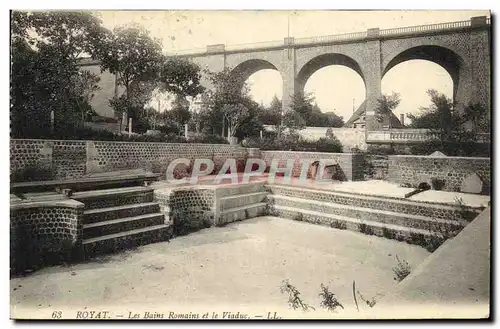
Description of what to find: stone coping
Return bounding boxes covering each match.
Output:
[11,138,234,147]
[11,198,84,211]
[266,183,485,211]
[261,150,355,155]
[388,155,490,160]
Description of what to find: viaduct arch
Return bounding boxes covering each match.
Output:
[82,16,490,133]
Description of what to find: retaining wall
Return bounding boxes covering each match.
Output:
[388,155,491,192]
[10,199,84,274]
[260,151,365,181]
[10,139,247,181]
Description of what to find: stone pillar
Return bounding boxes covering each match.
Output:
[470,16,491,111]
[364,28,382,134]
[281,37,296,115]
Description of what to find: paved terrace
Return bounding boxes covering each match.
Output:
[11,216,430,319]
[151,174,490,208]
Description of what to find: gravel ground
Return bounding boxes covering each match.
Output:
[10,216,430,319]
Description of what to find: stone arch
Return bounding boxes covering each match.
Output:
[296,53,366,94]
[382,45,464,102]
[230,59,283,90]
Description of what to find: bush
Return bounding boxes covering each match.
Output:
[314,137,343,153]
[188,134,228,144]
[392,256,411,282]
[11,166,54,182]
[244,133,344,153]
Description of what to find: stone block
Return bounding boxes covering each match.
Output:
[460,172,484,194]
[429,151,447,157]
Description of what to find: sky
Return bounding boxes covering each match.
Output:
[97,10,489,122]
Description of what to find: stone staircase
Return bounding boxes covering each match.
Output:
[216,184,268,226]
[72,186,171,258]
[267,185,478,249]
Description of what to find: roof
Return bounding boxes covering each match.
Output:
[343,99,404,128]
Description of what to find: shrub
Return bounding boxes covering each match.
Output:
[11,166,54,182]
[431,178,446,190]
[280,280,315,312]
[392,256,411,282]
[319,284,344,312]
[314,137,343,153]
[189,134,228,144]
[245,134,344,153]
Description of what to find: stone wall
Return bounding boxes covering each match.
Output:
[10,200,84,274]
[154,187,216,233]
[260,151,364,181]
[263,126,366,151]
[388,155,490,192]
[10,139,247,181]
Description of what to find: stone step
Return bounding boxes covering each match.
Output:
[83,213,166,239]
[273,205,446,249]
[220,192,268,211]
[269,195,464,233]
[218,202,267,226]
[72,186,154,210]
[83,224,171,258]
[84,202,160,224]
[266,185,481,221]
[216,183,265,198]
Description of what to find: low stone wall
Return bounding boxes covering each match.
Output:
[263,126,366,151]
[10,139,247,181]
[388,155,490,192]
[260,151,365,181]
[10,200,84,274]
[154,187,216,234]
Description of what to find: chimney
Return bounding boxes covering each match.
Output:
[400,114,405,127]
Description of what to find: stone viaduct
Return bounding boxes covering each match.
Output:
[82,16,491,132]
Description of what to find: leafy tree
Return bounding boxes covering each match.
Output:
[407,89,490,156]
[204,67,261,140]
[158,58,204,98]
[168,94,192,132]
[258,95,282,126]
[10,11,111,137]
[324,112,344,128]
[71,70,101,123]
[99,24,163,100]
[28,11,111,60]
[375,92,401,129]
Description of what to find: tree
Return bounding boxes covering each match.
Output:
[100,24,163,101]
[158,58,205,98]
[407,89,490,156]
[258,95,282,126]
[204,67,257,139]
[11,11,112,137]
[71,70,101,123]
[28,11,111,61]
[324,112,344,128]
[168,94,192,132]
[375,92,401,129]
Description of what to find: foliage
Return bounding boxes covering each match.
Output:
[99,24,163,99]
[280,280,315,312]
[11,166,55,183]
[375,92,401,128]
[258,95,282,126]
[10,11,109,137]
[71,70,101,123]
[318,284,344,312]
[392,255,411,282]
[407,90,491,156]
[314,137,343,153]
[245,132,343,153]
[158,58,205,97]
[203,68,262,140]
